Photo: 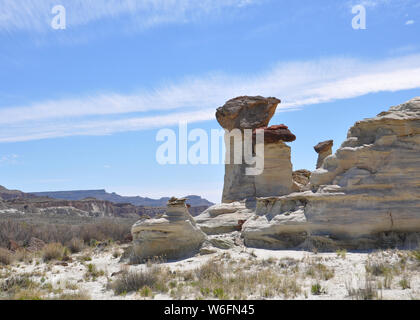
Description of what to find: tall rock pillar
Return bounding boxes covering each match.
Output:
[314,140,333,169]
[254,125,296,197]
[216,96,280,203]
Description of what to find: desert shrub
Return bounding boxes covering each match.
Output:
[399,277,411,289]
[13,249,33,263]
[13,288,43,300]
[336,249,347,259]
[84,263,105,280]
[195,260,223,281]
[42,243,65,262]
[79,221,129,244]
[0,248,13,265]
[139,286,153,297]
[346,275,379,300]
[311,283,324,295]
[306,262,334,280]
[410,250,420,262]
[128,246,167,265]
[0,219,132,249]
[213,288,227,299]
[55,291,90,300]
[0,274,38,294]
[111,268,159,295]
[365,261,391,276]
[67,238,84,253]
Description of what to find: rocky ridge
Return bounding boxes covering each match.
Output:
[242,97,420,250]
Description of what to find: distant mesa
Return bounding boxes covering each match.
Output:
[30,189,214,208]
[0,186,212,218]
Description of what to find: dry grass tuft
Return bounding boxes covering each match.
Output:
[42,243,66,262]
[0,248,13,265]
[110,267,160,295]
[67,238,84,254]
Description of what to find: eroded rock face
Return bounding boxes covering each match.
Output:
[219,96,282,203]
[314,140,333,169]
[216,96,280,131]
[131,198,206,262]
[243,97,420,250]
[292,170,311,192]
[254,140,293,198]
[195,201,255,235]
[217,96,298,203]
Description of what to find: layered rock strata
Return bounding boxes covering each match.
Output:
[254,125,295,198]
[195,201,255,235]
[131,198,206,261]
[216,96,299,203]
[292,170,311,192]
[242,97,420,250]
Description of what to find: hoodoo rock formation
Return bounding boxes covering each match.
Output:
[131,197,206,261]
[216,96,298,203]
[195,96,298,236]
[314,140,333,169]
[254,125,295,198]
[242,97,420,250]
[128,96,420,261]
[217,96,281,203]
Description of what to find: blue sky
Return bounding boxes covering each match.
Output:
[0,0,419,203]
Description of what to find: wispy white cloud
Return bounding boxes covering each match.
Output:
[0,154,20,165]
[1,54,420,143]
[405,20,415,25]
[0,0,259,33]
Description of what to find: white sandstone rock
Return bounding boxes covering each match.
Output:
[131,198,206,261]
[194,201,254,235]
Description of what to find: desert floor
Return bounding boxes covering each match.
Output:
[1,232,420,300]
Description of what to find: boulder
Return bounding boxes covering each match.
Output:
[292,169,311,192]
[195,201,255,235]
[243,97,420,250]
[131,198,206,262]
[216,96,280,131]
[253,124,296,143]
[314,140,333,169]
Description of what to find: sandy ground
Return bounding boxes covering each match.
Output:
[2,234,420,300]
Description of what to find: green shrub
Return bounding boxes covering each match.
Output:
[311,283,323,295]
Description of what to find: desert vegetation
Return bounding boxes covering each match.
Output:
[1,228,420,300]
[0,218,132,250]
